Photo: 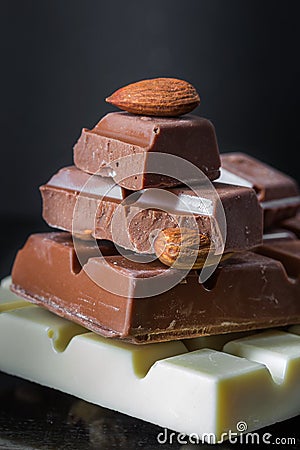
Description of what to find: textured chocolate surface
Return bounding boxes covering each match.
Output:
[73,112,221,190]
[11,232,300,344]
[40,166,263,254]
[220,153,300,228]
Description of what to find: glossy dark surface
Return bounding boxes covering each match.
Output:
[0,372,300,449]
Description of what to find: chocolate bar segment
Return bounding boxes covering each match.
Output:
[1,298,300,438]
[3,295,300,439]
[263,229,297,243]
[73,112,221,190]
[280,212,300,238]
[262,213,300,242]
[11,233,300,344]
[220,152,300,228]
[40,166,263,254]
[255,239,300,280]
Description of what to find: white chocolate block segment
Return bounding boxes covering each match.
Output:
[224,330,300,383]
[0,276,31,311]
[289,324,300,336]
[145,349,270,436]
[1,276,13,290]
[4,306,89,352]
[1,287,300,439]
[224,331,300,428]
[183,330,256,352]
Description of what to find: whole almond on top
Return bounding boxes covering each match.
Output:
[106,78,200,117]
[154,227,232,270]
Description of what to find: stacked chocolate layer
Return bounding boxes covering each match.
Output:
[220,153,300,229]
[11,93,300,343]
[12,232,300,343]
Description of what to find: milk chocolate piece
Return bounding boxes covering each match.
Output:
[280,212,300,238]
[40,166,263,254]
[255,239,300,281]
[263,213,300,242]
[220,152,300,228]
[73,112,221,190]
[11,233,300,343]
[263,229,297,243]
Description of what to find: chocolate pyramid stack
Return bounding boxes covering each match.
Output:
[10,78,300,343]
[3,78,300,439]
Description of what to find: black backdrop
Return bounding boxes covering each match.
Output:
[0,0,299,276]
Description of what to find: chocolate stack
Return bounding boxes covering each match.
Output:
[11,78,300,344]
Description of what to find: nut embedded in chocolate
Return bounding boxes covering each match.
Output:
[11,233,300,344]
[154,227,233,269]
[40,167,263,254]
[154,227,212,269]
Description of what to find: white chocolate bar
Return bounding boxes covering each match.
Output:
[0,278,300,440]
[0,276,30,311]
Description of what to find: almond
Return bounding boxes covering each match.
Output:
[106,78,200,117]
[154,227,232,270]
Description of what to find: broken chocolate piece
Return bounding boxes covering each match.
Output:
[220,152,300,229]
[255,239,300,281]
[263,229,297,243]
[40,166,262,254]
[73,112,221,189]
[280,212,300,239]
[11,233,300,344]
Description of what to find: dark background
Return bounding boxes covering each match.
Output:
[0,0,299,277]
[0,2,300,448]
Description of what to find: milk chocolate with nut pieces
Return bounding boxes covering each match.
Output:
[40,166,263,254]
[11,232,300,344]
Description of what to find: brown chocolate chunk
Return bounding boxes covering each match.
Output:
[220,153,300,228]
[263,228,297,243]
[73,112,221,190]
[280,212,300,239]
[11,232,300,344]
[40,166,263,254]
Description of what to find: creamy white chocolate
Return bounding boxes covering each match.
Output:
[263,231,296,241]
[218,168,253,188]
[48,166,124,200]
[289,324,300,335]
[183,330,257,352]
[1,279,300,440]
[136,189,214,215]
[261,196,300,210]
[0,276,31,312]
[219,168,300,211]
[224,330,300,384]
